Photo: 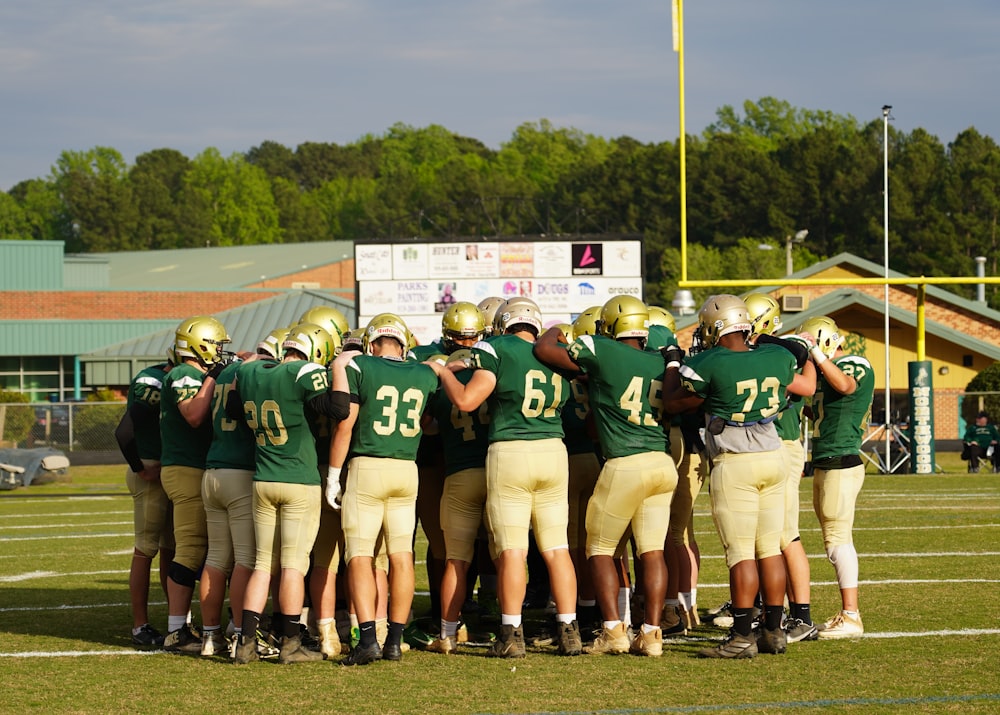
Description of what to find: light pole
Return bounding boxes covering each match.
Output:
[882,104,892,473]
[785,229,808,276]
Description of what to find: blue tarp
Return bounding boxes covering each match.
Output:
[0,447,70,487]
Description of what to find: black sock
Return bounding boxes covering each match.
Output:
[387,621,405,647]
[283,613,301,639]
[790,602,811,623]
[241,610,261,637]
[359,620,377,647]
[764,605,783,631]
[271,613,285,639]
[732,607,754,637]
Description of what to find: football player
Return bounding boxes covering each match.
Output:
[535,296,677,657]
[160,315,230,654]
[115,356,174,649]
[799,315,875,639]
[425,297,581,658]
[199,341,259,657]
[299,306,350,344]
[232,323,348,664]
[745,293,818,643]
[329,314,440,664]
[664,295,815,659]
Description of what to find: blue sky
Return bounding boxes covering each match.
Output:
[2,0,998,191]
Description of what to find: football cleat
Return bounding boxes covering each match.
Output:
[487,624,526,658]
[784,617,819,643]
[556,620,582,656]
[630,627,663,657]
[425,635,458,654]
[200,628,228,657]
[818,610,863,639]
[756,626,787,655]
[698,630,758,659]
[163,623,202,655]
[278,634,324,664]
[131,623,165,649]
[584,622,630,655]
[343,641,382,666]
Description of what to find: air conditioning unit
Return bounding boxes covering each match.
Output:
[781,294,808,312]
[291,281,321,290]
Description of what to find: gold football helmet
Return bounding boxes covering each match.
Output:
[799,316,844,359]
[698,294,751,348]
[341,327,366,353]
[173,315,230,365]
[441,301,486,352]
[744,293,783,338]
[600,296,649,340]
[282,323,337,366]
[552,323,574,343]
[493,297,542,335]
[571,306,602,338]
[646,305,676,332]
[298,306,349,341]
[364,313,415,354]
[257,326,291,360]
[476,297,506,337]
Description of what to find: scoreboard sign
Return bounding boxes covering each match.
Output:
[355,238,644,346]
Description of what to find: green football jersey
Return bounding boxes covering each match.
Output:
[236,359,330,485]
[206,360,256,471]
[427,368,490,476]
[646,324,678,352]
[774,393,804,442]
[160,362,213,468]
[811,354,876,460]
[471,334,567,442]
[410,341,445,362]
[569,334,668,458]
[679,343,797,424]
[347,355,440,460]
[126,363,168,461]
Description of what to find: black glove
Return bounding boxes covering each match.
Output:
[756,334,809,370]
[660,344,685,367]
[205,361,226,381]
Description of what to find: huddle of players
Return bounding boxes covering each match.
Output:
[119,290,873,663]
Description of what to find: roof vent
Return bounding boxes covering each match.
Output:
[291,281,320,290]
[781,294,807,312]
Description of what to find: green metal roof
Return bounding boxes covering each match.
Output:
[79,241,355,290]
[80,290,355,361]
[777,288,1000,362]
[0,240,65,290]
[0,320,178,356]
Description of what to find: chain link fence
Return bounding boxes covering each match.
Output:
[0,402,125,462]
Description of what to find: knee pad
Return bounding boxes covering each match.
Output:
[168,562,199,588]
[826,543,859,589]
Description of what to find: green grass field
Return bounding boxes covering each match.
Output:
[1,460,998,714]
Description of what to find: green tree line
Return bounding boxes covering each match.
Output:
[2,97,998,308]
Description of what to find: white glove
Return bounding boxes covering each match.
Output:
[325,466,342,510]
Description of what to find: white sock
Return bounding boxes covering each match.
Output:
[678,592,691,610]
[168,615,187,632]
[501,613,522,628]
[618,588,631,624]
[203,625,220,633]
[642,623,658,634]
[555,612,576,624]
[603,620,622,631]
[317,617,334,626]
[689,588,698,607]
[442,619,459,638]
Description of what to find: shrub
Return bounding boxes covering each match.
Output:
[0,391,34,446]
[74,389,125,451]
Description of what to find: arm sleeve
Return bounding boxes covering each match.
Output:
[308,390,351,422]
[114,408,145,474]
[756,334,809,370]
[225,386,245,422]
